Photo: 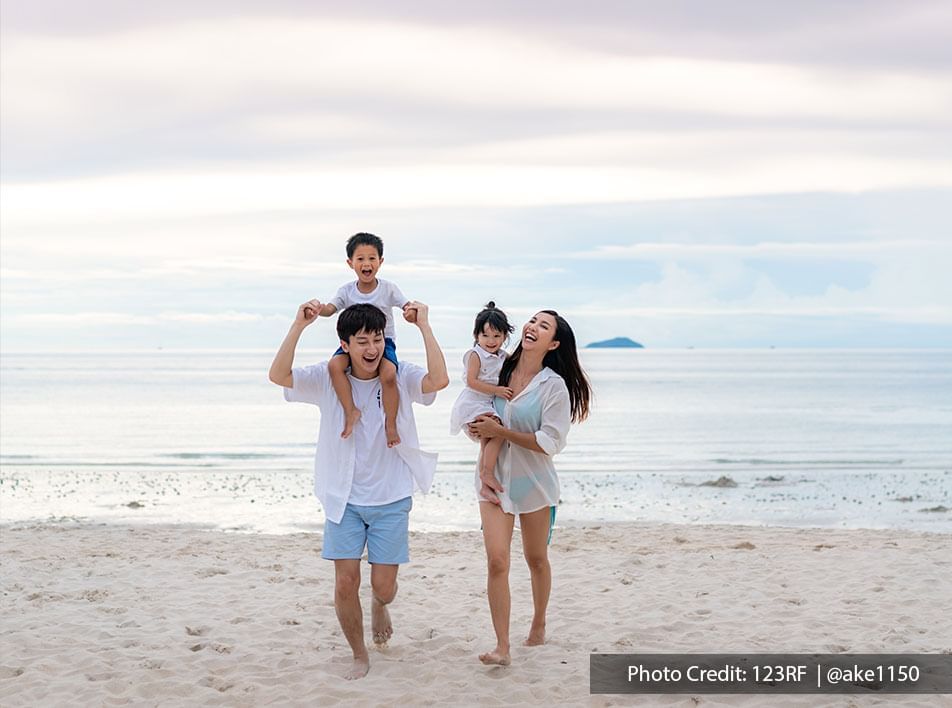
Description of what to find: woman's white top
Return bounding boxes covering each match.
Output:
[476,366,572,515]
[449,346,507,436]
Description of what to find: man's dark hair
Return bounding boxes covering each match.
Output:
[346,232,384,259]
[337,304,386,341]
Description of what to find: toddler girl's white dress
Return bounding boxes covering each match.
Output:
[449,345,507,440]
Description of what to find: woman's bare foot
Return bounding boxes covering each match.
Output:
[524,624,545,646]
[371,596,393,646]
[341,409,361,439]
[385,419,401,448]
[478,646,511,666]
[344,654,370,680]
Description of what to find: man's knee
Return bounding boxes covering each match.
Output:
[371,573,397,604]
[335,568,361,598]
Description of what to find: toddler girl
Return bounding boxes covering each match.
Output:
[450,302,514,494]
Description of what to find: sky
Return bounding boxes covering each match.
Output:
[1,0,951,351]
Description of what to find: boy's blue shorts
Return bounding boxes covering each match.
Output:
[322,496,412,564]
[334,337,398,370]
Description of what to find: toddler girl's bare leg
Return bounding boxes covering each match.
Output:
[329,353,361,438]
[379,359,400,448]
[479,434,504,486]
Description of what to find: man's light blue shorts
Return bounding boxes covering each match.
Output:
[322,496,412,564]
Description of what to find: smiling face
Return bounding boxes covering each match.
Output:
[347,244,383,286]
[521,312,560,353]
[341,327,385,379]
[477,323,506,354]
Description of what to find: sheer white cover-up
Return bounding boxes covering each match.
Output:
[475,367,571,515]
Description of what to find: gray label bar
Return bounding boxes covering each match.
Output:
[590,654,952,694]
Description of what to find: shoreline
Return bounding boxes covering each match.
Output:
[3,521,950,706]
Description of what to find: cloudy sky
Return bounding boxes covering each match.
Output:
[2,0,950,351]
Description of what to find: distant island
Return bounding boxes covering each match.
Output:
[586,337,644,349]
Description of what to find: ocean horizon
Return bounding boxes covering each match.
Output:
[2,348,950,534]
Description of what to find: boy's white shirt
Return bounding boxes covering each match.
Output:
[283,360,437,523]
[329,278,408,340]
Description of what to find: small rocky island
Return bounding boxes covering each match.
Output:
[585,337,644,349]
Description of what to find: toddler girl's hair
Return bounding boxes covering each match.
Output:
[473,301,514,343]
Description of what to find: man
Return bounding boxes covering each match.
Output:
[269,299,449,680]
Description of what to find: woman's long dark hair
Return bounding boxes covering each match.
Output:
[498,310,592,423]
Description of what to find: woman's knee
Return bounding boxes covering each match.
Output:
[486,553,510,577]
[525,552,549,574]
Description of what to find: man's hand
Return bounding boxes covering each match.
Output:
[403,301,429,327]
[297,299,322,327]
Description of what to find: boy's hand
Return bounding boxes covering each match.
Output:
[403,301,429,326]
[297,299,322,327]
[495,386,514,400]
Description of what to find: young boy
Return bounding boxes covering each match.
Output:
[316,233,410,447]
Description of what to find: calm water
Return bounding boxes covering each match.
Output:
[1,349,950,533]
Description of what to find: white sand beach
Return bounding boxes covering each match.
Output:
[2,522,949,707]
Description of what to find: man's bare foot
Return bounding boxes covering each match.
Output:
[371,596,393,646]
[524,627,545,646]
[344,655,370,680]
[478,646,511,666]
[385,420,400,448]
[341,409,361,439]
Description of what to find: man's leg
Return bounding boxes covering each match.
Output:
[333,559,370,679]
[369,563,398,646]
[364,497,411,646]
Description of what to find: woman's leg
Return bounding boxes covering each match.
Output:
[520,506,553,646]
[478,501,515,665]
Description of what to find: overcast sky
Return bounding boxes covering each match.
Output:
[2,0,950,351]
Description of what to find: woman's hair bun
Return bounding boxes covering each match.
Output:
[485,301,496,309]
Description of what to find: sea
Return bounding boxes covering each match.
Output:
[1,349,950,534]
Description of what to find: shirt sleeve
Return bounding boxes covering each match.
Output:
[283,362,329,406]
[328,284,349,311]
[399,361,437,407]
[534,378,571,456]
[389,281,409,308]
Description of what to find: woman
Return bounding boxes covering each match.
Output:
[468,310,592,666]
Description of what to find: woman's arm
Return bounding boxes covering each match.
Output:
[468,415,546,454]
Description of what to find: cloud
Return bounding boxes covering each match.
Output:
[574,240,950,260]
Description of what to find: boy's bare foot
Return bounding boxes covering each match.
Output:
[478,647,511,666]
[371,596,393,646]
[341,409,361,439]
[385,419,400,448]
[344,654,370,680]
[524,627,546,646]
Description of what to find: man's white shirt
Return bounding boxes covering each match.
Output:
[283,361,437,523]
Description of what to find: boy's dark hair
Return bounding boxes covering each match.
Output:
[473,301,514,343]
[337,304,386,341]
[346,232,384,259]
